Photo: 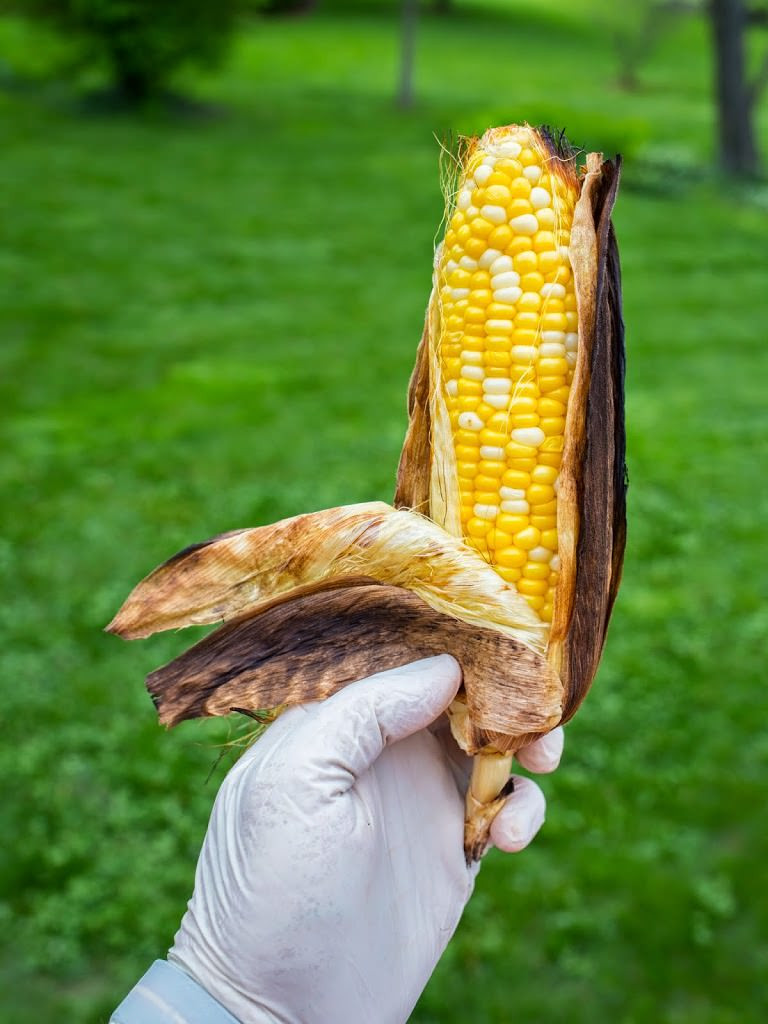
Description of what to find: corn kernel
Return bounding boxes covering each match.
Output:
[496,546,527,568]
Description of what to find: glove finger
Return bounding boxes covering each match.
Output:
[515,725,564,774]
[488,776,546,853]
[297,654,462,789]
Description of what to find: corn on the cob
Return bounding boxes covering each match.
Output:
[109,124,626,861]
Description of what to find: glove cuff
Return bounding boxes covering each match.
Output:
[110,959,242,1024]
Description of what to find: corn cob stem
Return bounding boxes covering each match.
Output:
[464,751,514,862]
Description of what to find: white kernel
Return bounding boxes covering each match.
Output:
[483,154,497,165]
[481,204,507,225]
[497,140,521,157]
[451,288,470,300]
[550,554,561,571]
[541,283,566,299]
[500,487,526,500]
[529,546,553,563]
[458,411,484,431]
[461,350,483,364]
[565,332,579,352]
[512,426,545,447]
[486,319,514,333]
[559,245,571,260]
[553,475,561,493]
[494,287,523,304]
[466,206,479,218]
[501,499,530,515]
[457,189,472,211]
[540,342,566,357]
[478,248,502,269]
[445,260,458,275]
[474,165,493,185]
[445,379,459,396]
[523,165,542,183]
[459,255,478,271]
[512,345,537,363]
[530,187,552,210]
[492,271,520,289]
[474,503,499,520]
[480,445,505,460]
[541,332,566,345]
[490,255,514,275]
[509,214,539,235]
[460,365,485,381]
[484,393,509,409]
[566,352,577,367]
[483,377,512,394]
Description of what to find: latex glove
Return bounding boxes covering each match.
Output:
[169,654,564,1024]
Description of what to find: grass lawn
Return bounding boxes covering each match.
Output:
[1,3,767,1021]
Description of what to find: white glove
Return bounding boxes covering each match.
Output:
[168,654,564,1024]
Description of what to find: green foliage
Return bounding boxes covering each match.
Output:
[1,2,767,1021]
[18,0,246,99]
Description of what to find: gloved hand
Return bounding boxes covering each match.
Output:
[168,654,564,1024]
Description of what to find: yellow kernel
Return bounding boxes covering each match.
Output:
[475,473,501,491]
[541,528,558,549]
[540,436,565,454]
[496,158,522,178]
[484,351,511,367]
[531,465,558,484]
[460,335,486,353]
[531,515,556,530]
[457,225,472,245]
[523,562,550,581]
[508,457,537,473]
[485,184,512,204]
[486,335,512,352]
[457,396,480,412]
[509,396,537,414]
[547,385,572,404]
[475,491,500,505]
[539,375,567,394]
[538,357,569,375]
[486,528,513,548]
[457,380,482,396]
[505,442,538,461]
[476,402,495,422]
[486,366,513,378]
[542,298,564,314]
[454,299,469,314]
[505,235,529,256]
[469,289,493,307]
[541,416,566,436]
[538,451,562,469]
[487,171,511,187]
[519,148,538,167]
[464,236,486,259]
[480,430,509,448]
[451,210,466,230]
[465,306,487,324]
[470,217,494,238]
[496,566,522,583]
[564,292,578,312]
[539,397,566,417]
[455,445,480,462]
[508,198,533,217]
[513,250,538,275]
[496,546,527,568]
[479,459,505,478]
[512,329,538,347]
[470,270,491,288]
[535,208,556,230]
[487,302,518,319]
[466,517,491,538]
[566,312,578,331]
[514,526,541,551]
[486,411,512,432]
[518,577,548,597]
[524,595,546,611]
[512,413,540,429]
[531,499,557,515]
[533,231,556,253]
[488,225,513,250]
[520,272,545,292]
[528,483,555,505]
[445,229,457,248]
[542,312,569,332]
[449,269,472,288]
[455,429,480,446]
[538,250,563,275]
[518,292,541,312]
[502,469,531,489]
[540,603,553,623]
[510,177,532,198]
[497,514,528,534]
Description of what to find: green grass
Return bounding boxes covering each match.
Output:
[2,3,768,1021]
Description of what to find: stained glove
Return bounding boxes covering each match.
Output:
[167,654,563,1024]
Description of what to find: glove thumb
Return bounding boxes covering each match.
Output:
[300,654,462,790]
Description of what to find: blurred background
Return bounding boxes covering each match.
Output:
[1,0,767,1020]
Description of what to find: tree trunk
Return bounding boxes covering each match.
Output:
[397,0,418,109]
[710,0,760,177]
